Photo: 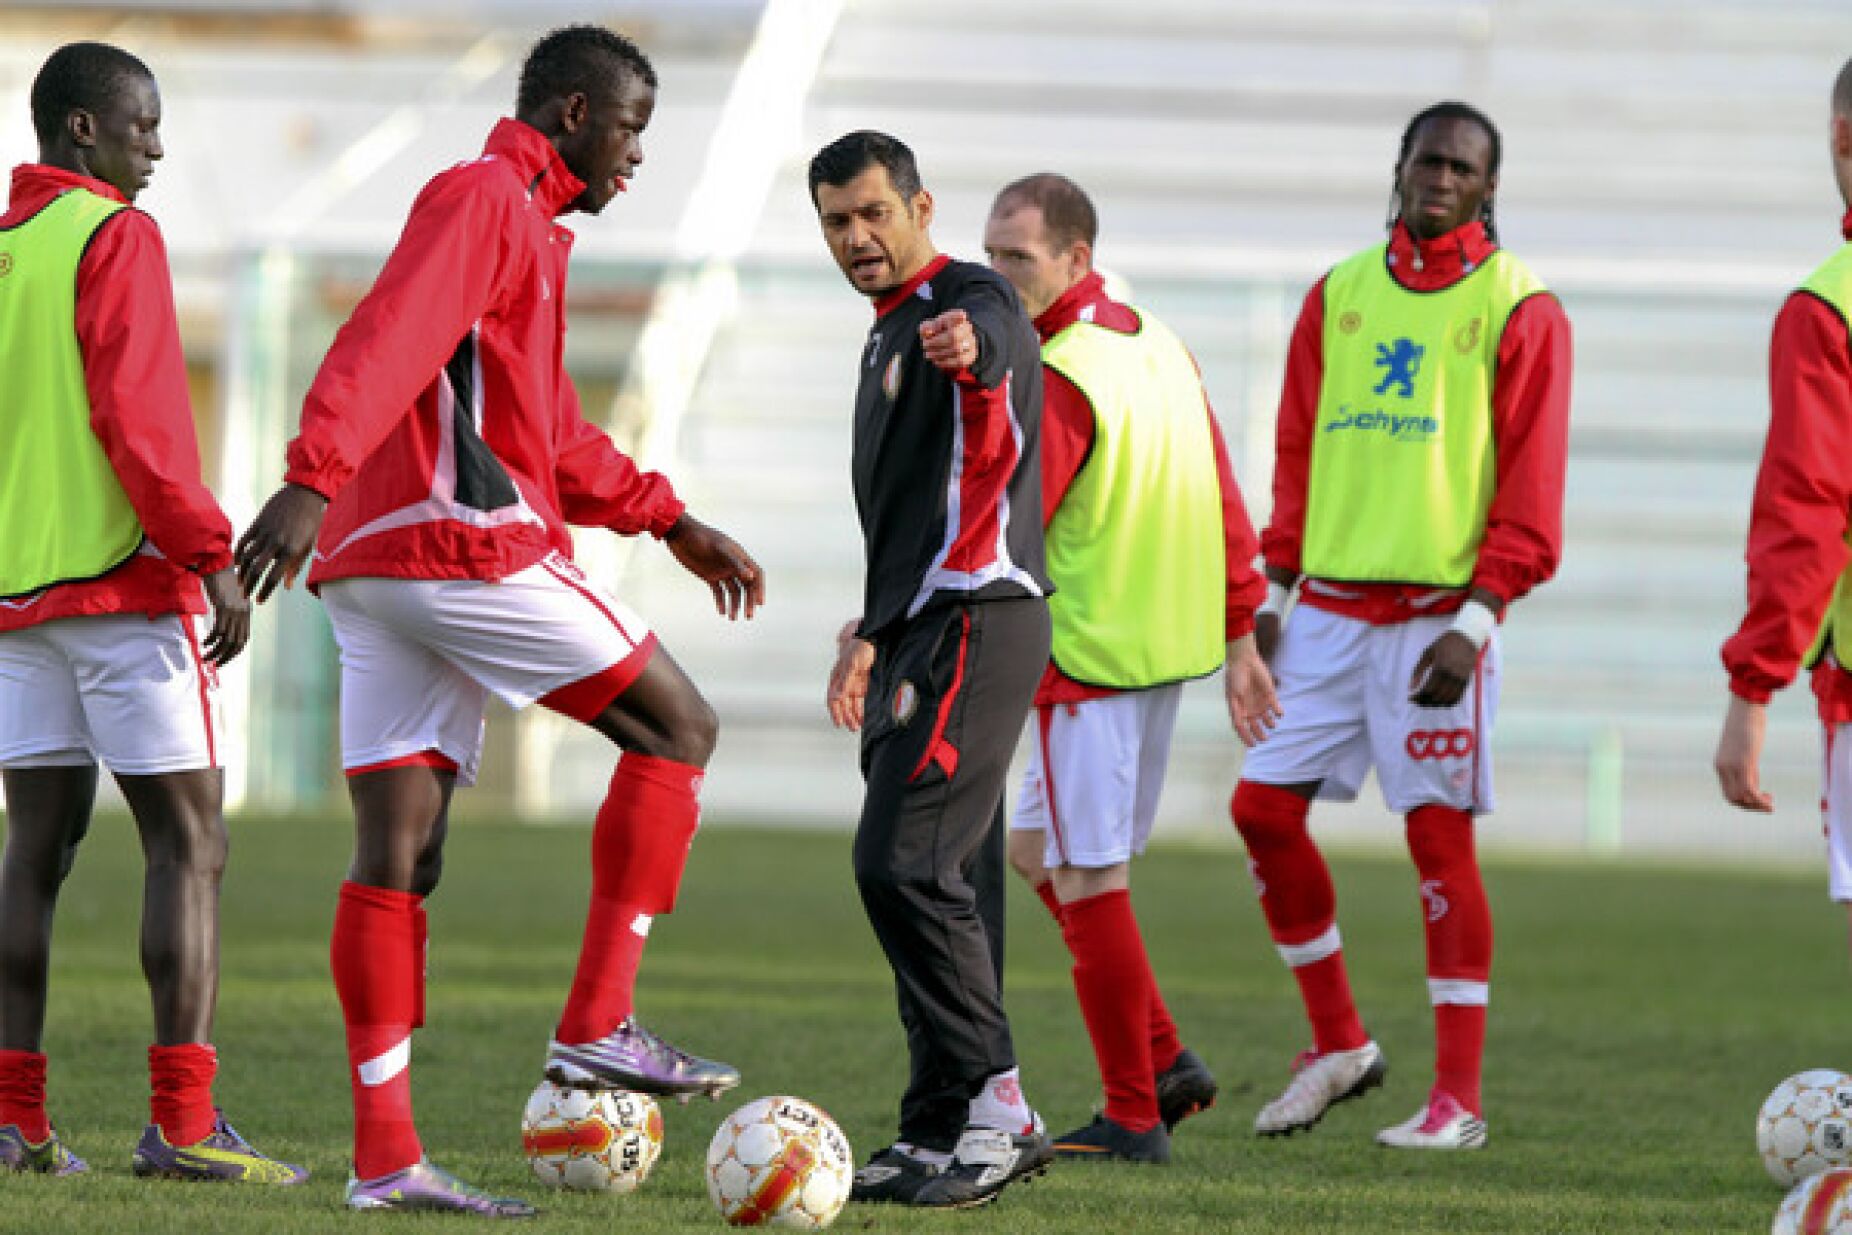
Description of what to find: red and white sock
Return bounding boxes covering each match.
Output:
[1062,889,1161,1132]
[0,1050,49,1143]
[1232,780,1368,1055]
[968,1067,1033,1134]
[332,880,424,1180]
[1407,804,1492,1116]
[555,754,702,1044]
[148,1042,217,1146]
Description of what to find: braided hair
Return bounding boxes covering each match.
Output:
[1386,100,1502,243]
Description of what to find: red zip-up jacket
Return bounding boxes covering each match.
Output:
[0,164,228,633]
[1262,219,1572,625]
[1034,273,1266,706]
[1722,209,1852,721]
[285,119,683,587]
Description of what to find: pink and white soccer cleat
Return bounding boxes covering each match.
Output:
[1375,1088,1487,1150]
[1253,1040,1386,1136]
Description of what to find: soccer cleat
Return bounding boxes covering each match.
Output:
[345,1159,537,1216]
[847,1144,943,1205]
[131,1111,307,1184]
[1375,1089,1487,1150]
[910,1115,1054,1209]
[545,1017,740,1102]
[1253,1040,1386,1137]
[1052,1114,1170,1164]
[0,1124,87,1175]
[1156,1046,1219,1131]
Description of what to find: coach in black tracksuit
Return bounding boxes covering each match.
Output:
[811,131,1055,1210]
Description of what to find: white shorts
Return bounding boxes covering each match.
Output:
[1238,605,1499,815]
[1820,724,1852,901]
[0,613,221,775]
[1011,684,1182,868]
[321,553,654,787]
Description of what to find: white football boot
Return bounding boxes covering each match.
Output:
[1253,1040,1386,1136]
[1375,1089,1487,1150]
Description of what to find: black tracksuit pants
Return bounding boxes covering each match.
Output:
[852,596,1051,1151]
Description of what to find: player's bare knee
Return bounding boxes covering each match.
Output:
[1006,833,1046,886]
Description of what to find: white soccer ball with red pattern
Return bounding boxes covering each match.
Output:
[1760,1071,1852,1186]
[704,1096,853,1228]
[1774,1167,1852,1233]
[521,1081,663,1193]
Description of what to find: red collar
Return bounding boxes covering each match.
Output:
[483,118,586,220]
[1841,207,1852,241]
[874,253,950,319]
[1385,219,1497,290]
[1034,271,1107,341]
[8,162,128,209]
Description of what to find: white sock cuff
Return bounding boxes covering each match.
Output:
[1428,977,1490,1006]
[1275,923,1341,968]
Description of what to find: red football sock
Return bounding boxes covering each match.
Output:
[1407,804,1492,1116]
[554,755,702,1043]
[0,1050,49,1143]
[1232,780,1367,1055]
[148,1042,217,1146]
[332,880,424,1179]
[1147,990,1183,1076]
[410,899,428,1031]
[1032,878,1064,925]
[1062,889,1160,1133]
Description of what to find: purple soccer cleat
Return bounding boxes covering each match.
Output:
[544,1016,740,1102]
[0,1124,87,1175]
[131,1110,307,1184]
[344,1159,537,1217]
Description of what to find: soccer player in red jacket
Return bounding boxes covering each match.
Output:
[1718,58,1852,951]
[0,42,302,1185]
[1234,102,1570,1151]
[236,26,762,1216]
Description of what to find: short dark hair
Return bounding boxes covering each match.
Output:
[30,41,153,144]
[807,130,922,206]
[1391,100,1504,241]
[992,172,1098,253]
[517,24,656,115]
[1835,57,1852,118]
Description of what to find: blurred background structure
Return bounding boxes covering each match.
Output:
[2,0,1847,862]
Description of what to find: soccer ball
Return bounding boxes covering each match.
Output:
[1773,1167,1852,1233]
[1759,1070,1852,1186]
[521,1081,663,1193]
[704,1096,854,1228]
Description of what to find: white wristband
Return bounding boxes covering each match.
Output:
[1259,581,1292,619]
[1450,599,1498,650]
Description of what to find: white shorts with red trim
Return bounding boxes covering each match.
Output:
[321,552,654,787]
[0,613,221,774]
[1011,684,1182,869]
[1238,605,1499,815]
[1819,724,1852,901]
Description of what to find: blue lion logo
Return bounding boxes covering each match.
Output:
[1373,338,1424,398]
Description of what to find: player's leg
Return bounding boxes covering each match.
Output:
[1037,693,1169,1163]
[851,601,1054,1208]
[509,559,733,1098]
[1372,616,1497,1151]
[42,613,304,1184]
[1233,607,1382,1136]
[1007,733,1063,923]
[321,580,532,1216]
[0,757,95,1176]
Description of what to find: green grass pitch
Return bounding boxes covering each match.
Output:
[0,813,1839,1233]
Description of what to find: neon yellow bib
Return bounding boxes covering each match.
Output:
[1798,243,1852,669]
[1041,308,1225,687]
[1303,245,1547,585]
[0,188,143,599]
